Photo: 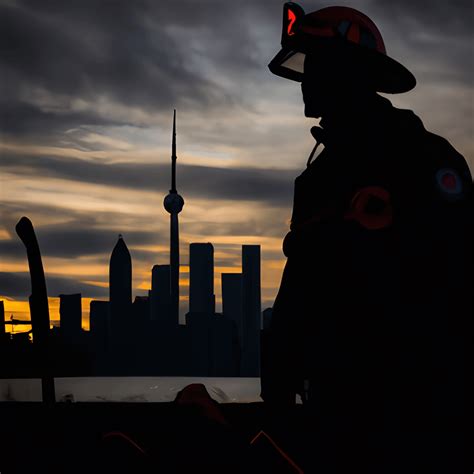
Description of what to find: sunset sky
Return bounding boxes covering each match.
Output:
[1,0,472,329]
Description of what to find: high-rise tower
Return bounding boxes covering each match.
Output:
[189,243,215,314]
[109,234,132,335]
[163,110,184,325]
[241,245,261,376]
[0,300,5,338]
[150,264,172,325]
[59,293,82,340]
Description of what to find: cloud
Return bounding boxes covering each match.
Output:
[36,224,158,259]
[183,212,289,240]
[0,0,279,140]
[1,152,297,205]
[0,194,289,279]
[367,0,473,86]
[2,0,471,161]
[369,0,472,37]
[0,210,167,260]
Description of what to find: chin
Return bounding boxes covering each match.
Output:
[304,106,322,118]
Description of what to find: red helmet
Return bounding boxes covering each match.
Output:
[269,2,416,93]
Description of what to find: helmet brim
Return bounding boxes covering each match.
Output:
[269,40,416,94]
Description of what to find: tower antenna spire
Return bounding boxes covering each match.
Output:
[171,109,177,193]
[164,109,185,326]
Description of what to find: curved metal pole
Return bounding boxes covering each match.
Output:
[16,216,55,404]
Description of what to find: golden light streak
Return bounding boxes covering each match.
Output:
[80,280,108,288]
[130,245,169,253]
[0,261,29,273]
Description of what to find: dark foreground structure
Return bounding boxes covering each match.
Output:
[0,392,467,473]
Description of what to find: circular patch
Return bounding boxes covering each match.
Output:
[436,168,463,196]
[345,186,393,230]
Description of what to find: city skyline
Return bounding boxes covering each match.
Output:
[1,111,271,333]
[0,214,264,378]
[1,0,472,329]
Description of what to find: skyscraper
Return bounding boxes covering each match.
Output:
[89,300,109,351]
[241,245,261,376]
[109,235,132,336]
[59,293,82,339]
[222,273,243,344]
[150,264,172,325]
[262,307,273,330]
[189,243,215,314]
[0,300,5,336]
[163,110,184,326]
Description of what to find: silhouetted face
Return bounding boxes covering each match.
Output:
[301,50,374,119]
[301,73,336,118]
[301,52,349,118]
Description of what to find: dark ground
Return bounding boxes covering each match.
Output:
[0,401,466,473]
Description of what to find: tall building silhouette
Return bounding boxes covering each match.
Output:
[89,300,109,351]
[211,314,239,376]
[222,273,243,350]
[241,245,261,376]
[132,295,150,327]
[109,235,132,336]
[163,110,184,326]
[150,264,172,325]
[59,293,82,339]
[263,307,273,330]
[185,310,238,376]
[189,243,215,314]
[0,300,5,336]
[185,312,212,375]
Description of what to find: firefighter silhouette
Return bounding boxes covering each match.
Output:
[261,1,472,454]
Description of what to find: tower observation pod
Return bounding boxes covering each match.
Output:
[163,110,185,325]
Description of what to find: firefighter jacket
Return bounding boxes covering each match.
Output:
[261,94,472,435]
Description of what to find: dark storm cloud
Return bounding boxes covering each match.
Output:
[368,0,473,86]
[0,101,123,137]
[35,223,159,259]
[0,218,164,259]
[1,0,230,103]
[2,0,471,143]
[369,0,472,36]
[0,272,108,299]
[1,152,296,205]
[0,200,158,235]
[0,201,87,238]
[0,200,169,262]
[0,0,277,139]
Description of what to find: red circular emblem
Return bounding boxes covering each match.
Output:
[345,186,392,230]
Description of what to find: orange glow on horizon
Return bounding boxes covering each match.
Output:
[2,296,94,332]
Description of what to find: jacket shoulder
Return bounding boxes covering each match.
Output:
[405,114,471,180]
[388,110,472,208]
[427,131,472,201]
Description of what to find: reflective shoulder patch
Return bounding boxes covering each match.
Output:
[435,168,463,199]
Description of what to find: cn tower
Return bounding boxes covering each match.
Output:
[163,110,184,325]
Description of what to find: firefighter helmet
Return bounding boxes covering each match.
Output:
[269,2,416,93]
